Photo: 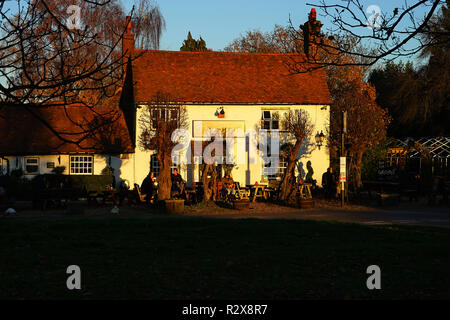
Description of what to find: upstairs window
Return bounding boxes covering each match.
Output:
[262,111,280,130]
[150,107,180,129]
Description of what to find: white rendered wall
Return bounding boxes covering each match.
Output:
[134,104,330,187]
[1,104,329,188]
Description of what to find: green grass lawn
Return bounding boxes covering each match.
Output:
[1,216,449,299]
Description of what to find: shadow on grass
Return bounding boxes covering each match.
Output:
[1,217,449,300]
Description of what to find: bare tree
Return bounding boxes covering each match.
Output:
[224,25,301,53]
[278,110,313,202]
[0,0,165,147]
[292,0,448,66]
[138,91,187,201]
[132,0,166,50]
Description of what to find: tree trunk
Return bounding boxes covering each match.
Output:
[157,152,172,200]
[201,164,213,202]
[354,151,363,190]
[348,151,363,192]
[278,140,302,201]
[211,166,218,201]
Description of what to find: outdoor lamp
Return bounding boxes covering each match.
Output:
[315,131,325,150]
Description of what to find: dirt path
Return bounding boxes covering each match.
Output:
[2,199,450,228]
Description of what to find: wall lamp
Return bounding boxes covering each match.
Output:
[315,131,325,150]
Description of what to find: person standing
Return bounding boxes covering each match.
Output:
[171,168,184,198]
[141,172,156,203]
[322,168,337,199]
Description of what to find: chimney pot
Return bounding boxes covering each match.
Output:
[126,16,132,34]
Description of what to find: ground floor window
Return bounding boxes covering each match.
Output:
[70,155,93,174]
[24,157,39,174]
[150,154,178,178]
[263,157,287,180]
[150,154,160,177]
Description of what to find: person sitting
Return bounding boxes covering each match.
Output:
[171,169,184,198]
[141,172,157,203]
[221,173,236,200]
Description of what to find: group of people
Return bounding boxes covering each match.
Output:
[140,168,185,203]
[141,167,339,202]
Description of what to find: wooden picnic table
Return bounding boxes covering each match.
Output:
[102,190,118,205]
[298,183,313,199]
[247,184,268,202]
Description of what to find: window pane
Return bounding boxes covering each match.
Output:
[70,155,93,175]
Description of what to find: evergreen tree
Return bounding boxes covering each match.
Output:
[180,32,210,51]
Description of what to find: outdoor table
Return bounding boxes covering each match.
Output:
[102,190,118,205]
[40,187,80,210]
[247,184,267,202]
[298,183,313,199]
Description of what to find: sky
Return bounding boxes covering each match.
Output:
[121,0,434,53]
[0,0,439,57]
[123,0,310,51]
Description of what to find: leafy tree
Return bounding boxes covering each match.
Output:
[327,79,390,190]
[180,32,210,51]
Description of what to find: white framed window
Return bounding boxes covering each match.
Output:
[263,156,287,180]
[24,157,40,175]
[151,154,179,178]
[70,155,93,175]
[150,154,160,177]
[262,111,280,130]
[150,107,180,130]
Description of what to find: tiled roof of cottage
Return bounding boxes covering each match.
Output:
[132,50,332,105]
[0,103,134,155]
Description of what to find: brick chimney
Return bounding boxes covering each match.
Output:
[300,8,323,59]
[122,16,135,71]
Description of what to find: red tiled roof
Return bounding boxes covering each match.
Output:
[132,50,332,105]
[0,104,134,155]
